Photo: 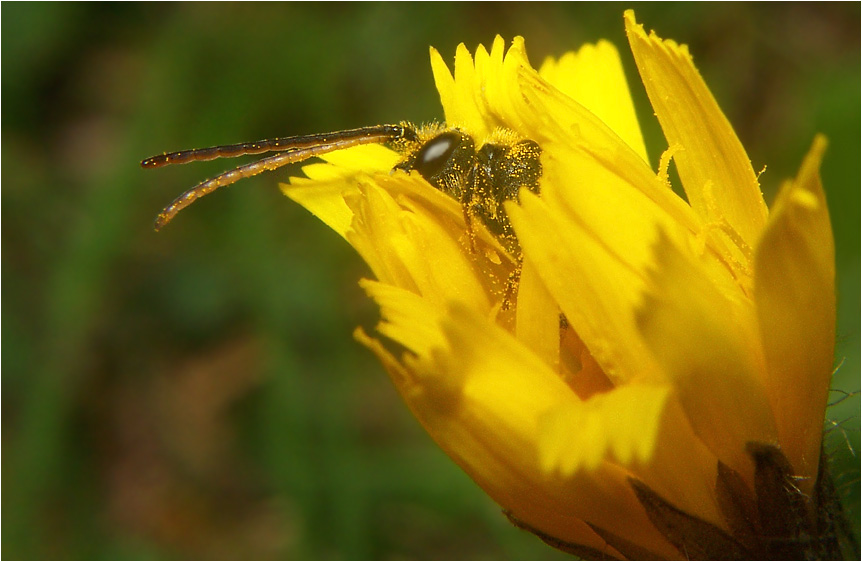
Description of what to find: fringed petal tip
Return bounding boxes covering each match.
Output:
[625,9,768,249]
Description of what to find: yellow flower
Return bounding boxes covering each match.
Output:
[282,10,844,559]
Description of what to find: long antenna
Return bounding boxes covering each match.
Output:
[143,124,416,230]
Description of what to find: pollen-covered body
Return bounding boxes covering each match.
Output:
[391,124,542,253]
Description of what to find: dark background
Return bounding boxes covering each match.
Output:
[3,3,859,559]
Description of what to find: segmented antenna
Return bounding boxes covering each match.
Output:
[143,124,416,230]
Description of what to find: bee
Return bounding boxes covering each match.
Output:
[142,122,542,254]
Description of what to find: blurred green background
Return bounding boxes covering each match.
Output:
[3,3,859,559]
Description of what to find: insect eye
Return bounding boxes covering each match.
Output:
[412,131,463,179]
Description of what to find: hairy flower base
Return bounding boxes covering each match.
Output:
[511,444,855,560]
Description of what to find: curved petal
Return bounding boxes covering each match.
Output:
[286,153,514,311]
[358,283,682,557]
[539,40,649,163]
[483,36,534,136]
[753,135,835,491]
[515,256,560,369]
[347,177,507,312]
[635,229,778,482]
[354,323,624,556]
[625,10,768,251]
[538,384,670,474]
[508,191,660,385]
[515,51,706,241]
[431,42,492,136]
[280,144,399,239]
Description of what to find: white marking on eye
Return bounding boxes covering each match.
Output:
[420,137,454,165]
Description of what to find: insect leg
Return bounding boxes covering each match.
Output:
[461,203,479,254]
[501,254,522,311]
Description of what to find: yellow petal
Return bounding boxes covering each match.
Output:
[508,192,657,385]
[280,144,400,239]
[538,384,670,474]
[430,41,493,136]
[633,396,725,529]
[359,281,450,365]
[455,41,495,136]
[483,36,531,135]
[509,189,729,527]
[287,142,516,311]
[507,119,713,388]
[345,178,495,312]
[429,45,459,124]
[753,135,835,491]
[359,285,681,557]
[434,36,536,140]
[541,387,724,530]
[636,229,777,481]
[279,178,355,240]
[516,56,705,240]
[515,256,559,370]
[539,40,649,164]
[625,10,768,249]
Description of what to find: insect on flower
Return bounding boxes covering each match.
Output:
[142,123,542,253]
